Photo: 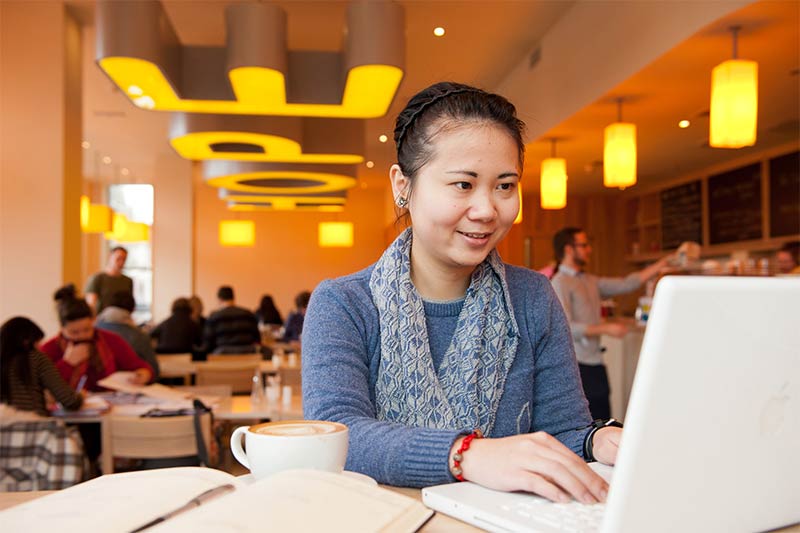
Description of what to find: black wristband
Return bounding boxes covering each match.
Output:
[582,418,623,462]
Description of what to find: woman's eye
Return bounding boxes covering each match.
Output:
[497,182,515,191]
[454,182,472,190]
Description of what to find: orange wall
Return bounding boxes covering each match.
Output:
[193,177,389,318]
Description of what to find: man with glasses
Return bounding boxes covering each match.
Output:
[550,227,673,419]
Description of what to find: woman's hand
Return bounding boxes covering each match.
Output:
[455,432,608,504]
[63,343,90,367]
[129,368,151,385]
[591,426,622,465]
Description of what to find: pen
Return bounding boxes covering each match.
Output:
[76,375,87,393]
[129,483,236,532]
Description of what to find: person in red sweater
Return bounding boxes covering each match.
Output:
[41,290,152,391]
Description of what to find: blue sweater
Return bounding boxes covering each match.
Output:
[302,262,593,488]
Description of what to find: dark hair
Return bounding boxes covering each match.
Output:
[552,227,584,276]
[0,317,45,402]
[55,296,93,326]
[171,297,191,314]
[53,283,77,302]
[394,81,526,193]
[256,295,282,325]
[108,291,135,312]
[778,241,800,264]
[217,286,234,301]
[110,246,127,255]
[295,291,311,310]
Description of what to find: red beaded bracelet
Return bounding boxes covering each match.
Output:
[451,429,483,481]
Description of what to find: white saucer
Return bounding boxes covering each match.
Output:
[237,470,377,486]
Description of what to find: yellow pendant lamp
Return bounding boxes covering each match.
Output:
[603,98,637,190]
[540,139,567,210]
[80,195,114,233]
[219,220,255,247]
[710,26,758,149]
[318,222,354,247]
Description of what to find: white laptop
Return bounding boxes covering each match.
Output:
[423,276,800,533]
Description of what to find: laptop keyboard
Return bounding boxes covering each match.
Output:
[500,497,606,532]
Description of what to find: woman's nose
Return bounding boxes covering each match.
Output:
[468,191,497,220]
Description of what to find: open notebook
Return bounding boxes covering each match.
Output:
[423,276,800,533]
[0,467,432,533]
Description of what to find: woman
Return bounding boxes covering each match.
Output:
[255,294,283,328]
[0,317,83,416]
[302,82,620,503]
[281,291,310,343]
[41,294,153,391]
[150,297,203,355]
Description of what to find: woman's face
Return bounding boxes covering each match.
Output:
[62,317,94,343]
[392,121,520,280]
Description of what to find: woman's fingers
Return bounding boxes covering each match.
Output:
[523,434,608,502]
[519,473,572,504]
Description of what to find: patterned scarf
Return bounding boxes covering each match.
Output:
[370,228,520,436]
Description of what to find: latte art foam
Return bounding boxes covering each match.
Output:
[255,422,341,436]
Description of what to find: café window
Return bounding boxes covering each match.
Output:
[107,184,153,323]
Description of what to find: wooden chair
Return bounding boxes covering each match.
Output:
[156,353,194,384]
[207,354,262,364]
[196,361,260,394]
[103,413,211,474]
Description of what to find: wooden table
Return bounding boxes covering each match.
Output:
[2,486,798,532]
[158,359,301,380]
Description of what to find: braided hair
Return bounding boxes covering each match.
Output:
[393,82,526,186]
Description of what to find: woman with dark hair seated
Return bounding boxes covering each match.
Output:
[1,316,83,416]
[41,289,153,391]
[255,294,283,327]
[150,297,203,355]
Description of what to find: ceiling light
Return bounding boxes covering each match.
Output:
[678,120,690,129]
[121,168,130,176]
[81,141,90,149]
[433,27,445,37]
[603,99,636,190]
[514,187,523,224]
[103,156,112,164]
[219,220,255,247]
[540,139,567,210]
[204,160,358,195]
[319,222,354,248]
[366,161,374,168]
[80,196,113,233]
[378,135,388,143]
[96,1,405,119]
[709,26,758,148]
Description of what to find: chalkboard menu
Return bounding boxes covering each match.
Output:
[769,151,800,237]
[660,180,702,249]
[709,163,762,245]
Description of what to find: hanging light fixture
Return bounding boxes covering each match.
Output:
[540,139,567,209]
[219,220,255,247]
[513,186,523,224]
[80,195,114,233]
[319,222,354,248]
[709,26,758,148]
[603,98,637,190]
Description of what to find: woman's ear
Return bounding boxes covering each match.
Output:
[389,164,409,205]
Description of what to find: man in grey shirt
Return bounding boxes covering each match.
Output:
[550,227,673,419]
[85,246,133,313]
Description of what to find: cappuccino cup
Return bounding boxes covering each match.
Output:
[230,420,348,480]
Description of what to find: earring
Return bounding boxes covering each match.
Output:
[395,196,408,208]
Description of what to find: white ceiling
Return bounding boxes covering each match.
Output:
[76,0,800,199]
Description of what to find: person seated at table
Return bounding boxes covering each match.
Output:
[204,285,261,355]
[96,291,159,379]
[41,288,153,391]
[150,297,203,356]
[1,316,83,417]
[280,291,310,343]
[302,82,619,504]
[255,294,283,330]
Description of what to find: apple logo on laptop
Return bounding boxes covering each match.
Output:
[759,382,789,437]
